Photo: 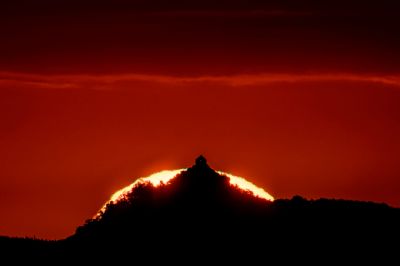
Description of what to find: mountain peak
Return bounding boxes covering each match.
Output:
[195,155,208,168]
[65,157,400,263]
[192,155,212,173]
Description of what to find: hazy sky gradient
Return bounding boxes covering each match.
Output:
[1,0,400,239]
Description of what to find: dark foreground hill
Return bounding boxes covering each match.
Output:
[1,156,400,262]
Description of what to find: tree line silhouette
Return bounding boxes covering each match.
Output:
[1,156,399,263]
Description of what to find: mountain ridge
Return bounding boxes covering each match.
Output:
[1,156,399,262]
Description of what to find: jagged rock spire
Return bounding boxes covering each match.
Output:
[195,155,208,168]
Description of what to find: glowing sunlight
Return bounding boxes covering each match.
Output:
[218,171,275,201]
[96,169,274,217]
[96,169,185,216]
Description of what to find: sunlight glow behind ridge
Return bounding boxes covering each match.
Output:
[96,169,184,216]
[218,171,274,201]
[96,169,274,217]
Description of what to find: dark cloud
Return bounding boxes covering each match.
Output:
[1,1,399,14]
[0,0,399,74]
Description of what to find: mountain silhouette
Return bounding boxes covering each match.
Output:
[1,156,400,263]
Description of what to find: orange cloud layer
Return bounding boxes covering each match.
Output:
[1,72,400,90]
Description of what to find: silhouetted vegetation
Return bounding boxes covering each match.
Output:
[1,156,399,262]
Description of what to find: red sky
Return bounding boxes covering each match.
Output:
[1,0,400,239]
